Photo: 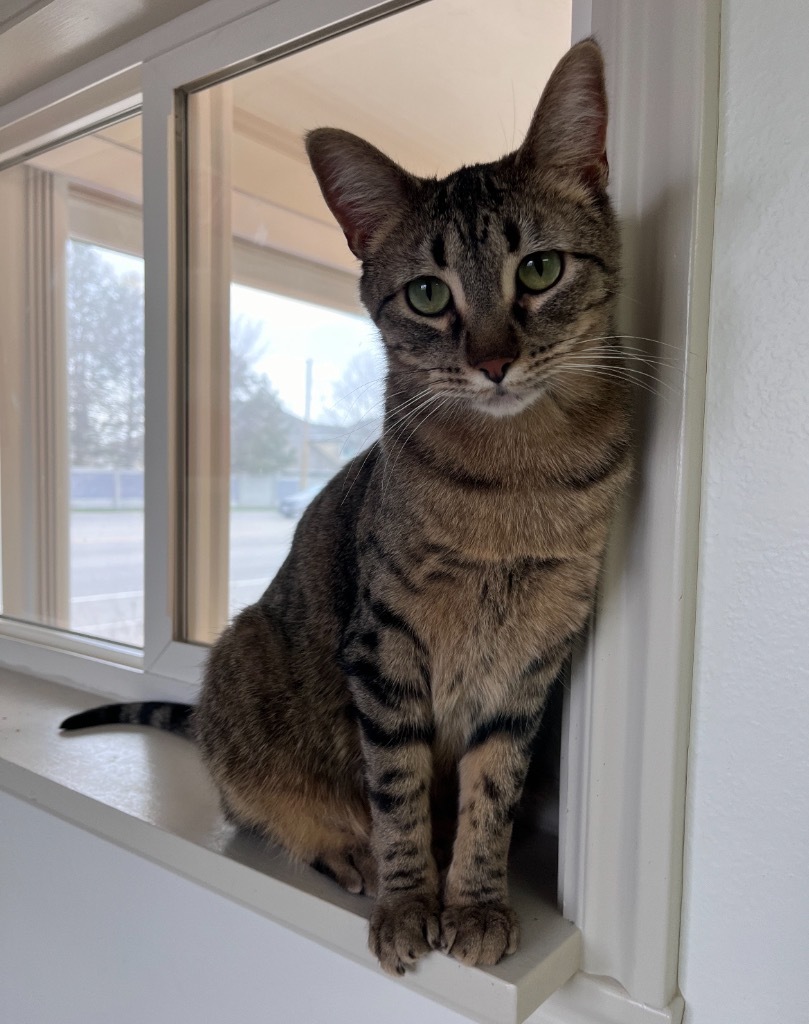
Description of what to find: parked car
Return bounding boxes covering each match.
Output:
[278,482,325,519]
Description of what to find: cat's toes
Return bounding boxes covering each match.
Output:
[440,903,520,966]
[369,894,441,975]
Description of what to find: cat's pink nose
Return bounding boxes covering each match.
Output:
[475,358,512,384]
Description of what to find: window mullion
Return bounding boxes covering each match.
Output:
[140,75,178,672]
[184,84,233,646]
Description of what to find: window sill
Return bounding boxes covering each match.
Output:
[0,667,580,1024]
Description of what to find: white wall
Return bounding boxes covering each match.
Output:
[0,790,471,1024]
[679,1,809,1022]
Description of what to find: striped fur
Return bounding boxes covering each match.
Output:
[61,702,194,738]
[61,41,632,975]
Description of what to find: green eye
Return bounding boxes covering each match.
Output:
[406,277,451,316]
[517,251,563,293]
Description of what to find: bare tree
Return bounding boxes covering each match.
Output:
[67,247,292,476]
[230,315,293,475]
[67,241,144,468]
[323,349,386,427]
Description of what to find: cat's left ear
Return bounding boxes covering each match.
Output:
[519,37,609,190]
[306,128,417,261]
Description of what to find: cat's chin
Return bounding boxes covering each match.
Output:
[471,389,540,419]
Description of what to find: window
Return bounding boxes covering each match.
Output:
[0,116,144,646]
[181,0,573,644]
[226,289,378,620]
[0,1,715,1021]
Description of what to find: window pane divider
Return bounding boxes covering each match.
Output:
[139,74,180,675]
[183,84,233,646]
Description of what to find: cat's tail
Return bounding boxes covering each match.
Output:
[60,701,195,739]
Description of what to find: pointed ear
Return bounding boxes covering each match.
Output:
[305,128,417,261]
[519,38,609,189]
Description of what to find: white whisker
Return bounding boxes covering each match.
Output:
[383,393,446,495]
[546,364,676,403]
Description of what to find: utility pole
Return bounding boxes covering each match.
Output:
[299,357,313,489]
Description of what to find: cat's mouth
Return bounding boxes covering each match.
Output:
[472,385,536,418]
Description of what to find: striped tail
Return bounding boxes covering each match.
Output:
[60,702,195,739]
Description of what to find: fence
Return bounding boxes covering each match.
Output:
[70,469,329,510]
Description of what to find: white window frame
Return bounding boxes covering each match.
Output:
[0,0,720,1021]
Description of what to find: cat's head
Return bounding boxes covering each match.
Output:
[306,38,618,420]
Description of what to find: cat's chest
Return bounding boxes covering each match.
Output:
[401,559,563,753]
[419,562,543,664]
[363,493,597,752]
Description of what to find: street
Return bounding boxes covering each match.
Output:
[70,510,298,646]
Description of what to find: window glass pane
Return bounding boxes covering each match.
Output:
[68,241,144,645]
[0,115,144,646]
[228,285,381,617]
[184,0,572,644]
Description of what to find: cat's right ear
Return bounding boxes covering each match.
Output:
[519,37,609,191]
[306,128,417,261]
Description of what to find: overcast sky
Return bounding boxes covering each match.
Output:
[97,246,383,422]
[231,283,380,421]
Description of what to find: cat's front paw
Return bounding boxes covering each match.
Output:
[369,894,441,975]
[440,903,520,966]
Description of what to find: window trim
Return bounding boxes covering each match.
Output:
[0,0,720,1021]
[559,3,719,1010]
[0,68,141,173]
[232,240,363,316]
[68,187,144,259]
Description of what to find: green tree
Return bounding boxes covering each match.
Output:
[230,315,293,474]
[67,241,145,468]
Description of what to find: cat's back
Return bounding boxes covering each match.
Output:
[261,441,382,635]
[196,443,383,785]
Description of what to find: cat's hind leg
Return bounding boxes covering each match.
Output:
[221,779,377,896]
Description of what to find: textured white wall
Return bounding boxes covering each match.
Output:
[679,1,809,1021]
[0,791,471,1024]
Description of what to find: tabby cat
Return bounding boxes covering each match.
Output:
[61,39,631,975]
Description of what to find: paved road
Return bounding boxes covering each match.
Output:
[70,509,298,646]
